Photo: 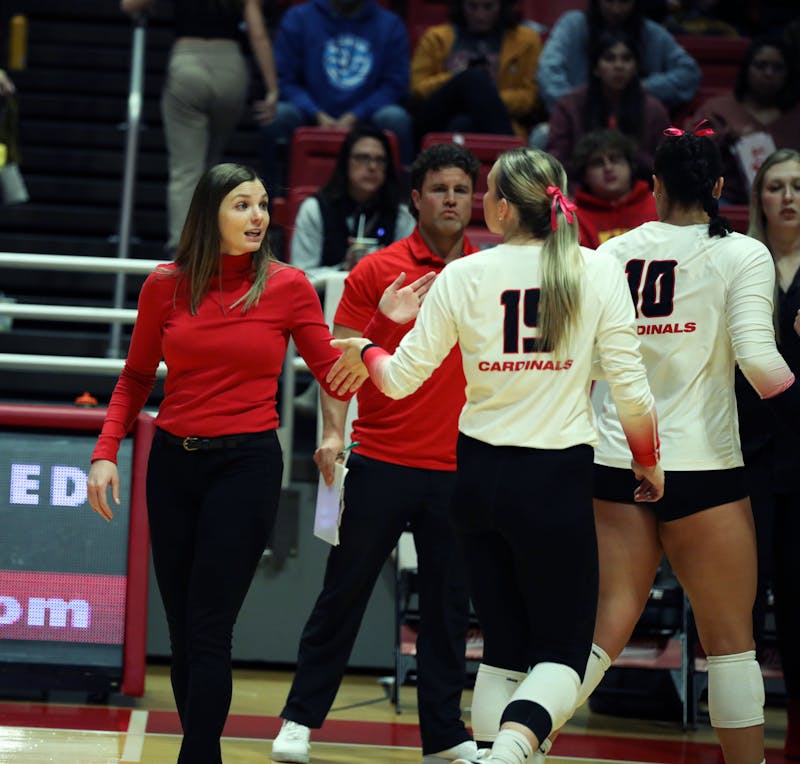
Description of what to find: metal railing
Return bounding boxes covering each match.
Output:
[108,12,148,359]
[0,252,332,486]
[0,252,165,377]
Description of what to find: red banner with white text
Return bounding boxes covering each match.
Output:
[0,570,126,644]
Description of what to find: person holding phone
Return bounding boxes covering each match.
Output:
[410,0,541,141]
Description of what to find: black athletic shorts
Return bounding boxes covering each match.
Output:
[593,464,748,521]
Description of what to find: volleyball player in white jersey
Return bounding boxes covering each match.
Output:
[327,147,663,764]
[543,127,800,764]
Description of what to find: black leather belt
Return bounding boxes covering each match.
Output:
[157,429,272,452]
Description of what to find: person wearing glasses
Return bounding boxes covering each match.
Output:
[291,125,416,279]
[290,124,416,414]
[688,34,800,205]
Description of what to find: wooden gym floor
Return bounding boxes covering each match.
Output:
[0,664,791,764]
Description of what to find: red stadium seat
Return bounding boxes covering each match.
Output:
[286,127,350,189]
[421,132,525,190]
[405,0,448,28]
[676,36,749,90]
[270,185,318,260]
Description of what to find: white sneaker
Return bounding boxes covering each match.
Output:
[423,741,479,763]
[532,738,550,764]
[271,720,311,764]
[452,752,493,764]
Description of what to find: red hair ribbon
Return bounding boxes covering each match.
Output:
[546,185,577,231]
[663,118,715,138]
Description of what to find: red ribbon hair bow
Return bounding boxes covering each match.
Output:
[663,118,715,138]
[546,185,577,231]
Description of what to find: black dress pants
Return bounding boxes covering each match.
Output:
[281,453,472,755]
[146,429,283,764]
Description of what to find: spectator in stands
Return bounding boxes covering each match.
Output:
[570,129,658,248]
[546,28,670,175]
[291,124,415,414]
[121,0,279,255]
[258,0,414,196]
[410,0,541,142]
[736,148,800,762]
[535,0,700,116]
[86,163,368,764]
[688,34,800,205]
[291,124,415,278]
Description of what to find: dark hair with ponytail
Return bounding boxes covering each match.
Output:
[653,133,732,238]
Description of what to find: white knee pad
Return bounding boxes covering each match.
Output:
[575,643,612,709]
[471,663,528,742]
[707,650,765,729]
[509,662,581,733]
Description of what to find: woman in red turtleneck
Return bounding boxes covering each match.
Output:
[86,163,365,764]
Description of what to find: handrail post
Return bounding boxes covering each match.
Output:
[108,13,147,359]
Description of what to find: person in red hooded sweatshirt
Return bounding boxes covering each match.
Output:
[570,129,657,249]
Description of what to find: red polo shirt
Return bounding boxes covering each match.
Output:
[335,228,477,471]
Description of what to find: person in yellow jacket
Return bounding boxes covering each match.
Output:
[410,0,541,142]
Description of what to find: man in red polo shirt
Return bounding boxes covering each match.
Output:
[271,143,481,764]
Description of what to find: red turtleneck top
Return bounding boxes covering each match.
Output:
[92,255,347,463]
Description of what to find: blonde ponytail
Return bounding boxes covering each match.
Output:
[539,207,581,353]
[494,149,583,354]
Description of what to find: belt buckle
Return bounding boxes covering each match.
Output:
[182,436,201,452]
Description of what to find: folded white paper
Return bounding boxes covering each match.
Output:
[313,461,348,546]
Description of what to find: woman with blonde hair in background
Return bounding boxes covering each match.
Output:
[736,148,800,761]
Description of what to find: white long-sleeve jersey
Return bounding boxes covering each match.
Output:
[594,222,795,471]
[373,242,657,458]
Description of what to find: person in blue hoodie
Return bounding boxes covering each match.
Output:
[257,0,413,196]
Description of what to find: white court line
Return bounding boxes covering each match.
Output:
[120,710,148,763]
